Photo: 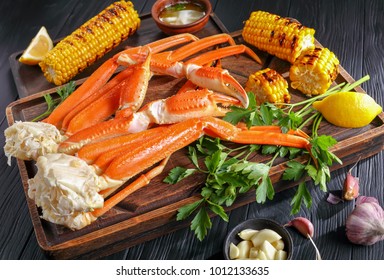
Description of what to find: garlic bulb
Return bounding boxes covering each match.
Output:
[346,196,384,245]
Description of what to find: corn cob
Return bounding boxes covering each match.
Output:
[245,68,290,106]
[242,11,315,64]
[289,47,340,96]
[39,1,140,85]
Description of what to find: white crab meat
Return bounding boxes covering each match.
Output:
[4,121,64,165]
[28,153,122,230]
[41,209,97,231]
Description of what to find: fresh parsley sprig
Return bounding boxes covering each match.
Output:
[282,132,342,214]
[165,137,301,241]
[31,81,76,122]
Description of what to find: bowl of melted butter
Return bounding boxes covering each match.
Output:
[152,0,212,35]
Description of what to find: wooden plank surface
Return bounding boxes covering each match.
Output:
[0,0,383,260]
[6,21,384,258]
[7,103,383,259]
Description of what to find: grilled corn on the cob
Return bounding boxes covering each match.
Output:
[242,11,315,64]
[245,68,290,106]
[290,47,340,96]
[39,1,140,85]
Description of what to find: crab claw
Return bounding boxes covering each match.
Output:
[138,88,242,125]
[183,64,249,108]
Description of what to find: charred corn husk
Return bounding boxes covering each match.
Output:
[290,47,340,96]
[242,11,315,64]
[39,1,140,85]
[245,68,290,106]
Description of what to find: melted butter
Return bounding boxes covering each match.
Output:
[159,2,205,25]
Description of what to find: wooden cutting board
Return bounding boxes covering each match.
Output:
[6,14,384,259]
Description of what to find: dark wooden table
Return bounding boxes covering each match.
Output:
[1,0,383,260]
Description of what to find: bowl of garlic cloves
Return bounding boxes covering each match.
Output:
[223,218,293,260]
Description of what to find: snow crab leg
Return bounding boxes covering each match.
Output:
[63,47,152,135]
[60,66,134,133]
[185,44,262,65]
[117,33,238,68]
[43,33,200,129]
[62,34,258,135]
[100,117,311,180]
[42,57,119,129]
[29,116,311,230]
[57,87,242,154]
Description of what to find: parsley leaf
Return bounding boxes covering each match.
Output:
[283,161,306,181]
[223,92,257,125]
[163,167,196,184]
[256,176,274,203]
[188,146,199,168]
[176,198,204,221]
[56,81,76,103]
[262,145,278,155]
[205,150,227,173]
[190,207,212,241]
[290,182,312,214]
[31,81,76,122]
[260,103,273,125]
[31,94,56,122]
[223,106,252,125]
[206,200,228,222]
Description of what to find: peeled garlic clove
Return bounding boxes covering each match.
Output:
[229,242,240,259]
[237,240,252,259]
[251,229,282,247]
[274,250,288,260]
[271,239,285,250]
[257,250,268,260]
[260,240,277,260]
[238,229,259,240]
[346,197,384,245]
[249,247,259,259]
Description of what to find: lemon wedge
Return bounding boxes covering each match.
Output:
[313,91,382,128]
[19,26,53,65]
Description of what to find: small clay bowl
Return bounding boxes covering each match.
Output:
[223,218,293,260]
[151,0,212,35]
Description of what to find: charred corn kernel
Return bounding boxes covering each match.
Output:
[290,47,340,96]
[39,1,140,85]
[245,68,290,106]
[242,11,315,64]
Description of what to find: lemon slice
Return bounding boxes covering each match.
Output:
[313,91,383,128]
[19,26,53,65]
